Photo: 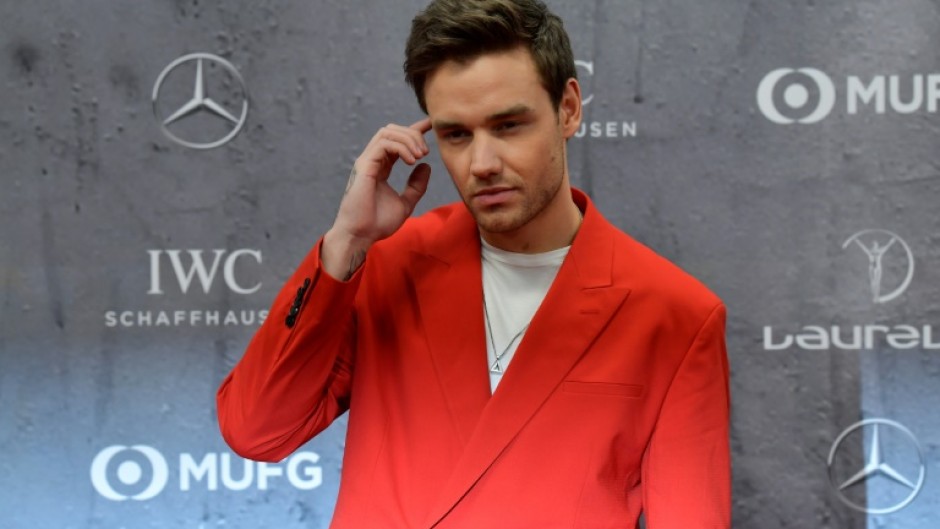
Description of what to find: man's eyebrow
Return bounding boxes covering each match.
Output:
[432,104,535,130]
[486,104,534,121]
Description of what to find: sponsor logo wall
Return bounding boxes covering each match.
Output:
[1,1,937,528]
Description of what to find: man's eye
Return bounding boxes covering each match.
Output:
[444,130,469,140]
[496,121,519,131]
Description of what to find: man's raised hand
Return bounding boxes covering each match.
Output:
[322,118,433,280]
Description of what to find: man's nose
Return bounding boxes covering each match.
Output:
[469,135,502,179]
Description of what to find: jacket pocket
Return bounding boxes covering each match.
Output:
[562,381,644,398]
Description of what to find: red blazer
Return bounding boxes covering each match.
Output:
[217,189,730,529]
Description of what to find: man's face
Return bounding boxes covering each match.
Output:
[424,46,581,242]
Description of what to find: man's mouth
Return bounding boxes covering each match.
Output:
[472,187,516,207]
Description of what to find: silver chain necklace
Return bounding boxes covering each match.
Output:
[483,290,530,374]
[480,209,580,375]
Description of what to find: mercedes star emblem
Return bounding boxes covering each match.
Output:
[827,418,926,514]
[152,52,249,150]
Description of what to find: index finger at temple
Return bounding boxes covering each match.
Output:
[410,117,432,134]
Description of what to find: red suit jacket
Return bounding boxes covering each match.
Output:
[217,189,731,528]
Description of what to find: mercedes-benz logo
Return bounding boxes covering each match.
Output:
[827,418,926,514]
[842,230,915,304]
[152,53,249,150]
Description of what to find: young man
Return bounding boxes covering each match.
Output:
[217,1,731,527]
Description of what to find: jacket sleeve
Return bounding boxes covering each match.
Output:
[642,303,731,529]
[216,238,361,462]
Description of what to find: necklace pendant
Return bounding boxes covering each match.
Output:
[489,359,503,374]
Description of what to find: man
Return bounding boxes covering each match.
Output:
[217,1,731,527]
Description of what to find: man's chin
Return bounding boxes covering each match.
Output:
[470,208,523,234]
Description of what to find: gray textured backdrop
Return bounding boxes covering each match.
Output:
[1,1,939,528]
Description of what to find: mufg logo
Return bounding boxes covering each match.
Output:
[758,68,940,123]
[90,445,323,500]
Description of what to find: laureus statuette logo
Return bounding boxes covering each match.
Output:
[842,230,914,304]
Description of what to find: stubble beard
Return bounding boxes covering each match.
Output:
[461,135,570,237]
[468,175,563,235]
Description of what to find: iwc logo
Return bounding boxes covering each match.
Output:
[152,53,249,149]
[575,60,595,107]
[572,58,637,139]
[827,419,926,514]
[103,248,268,329]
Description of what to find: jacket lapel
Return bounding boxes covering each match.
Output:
[411,207,492,447]
[424,192,632,527]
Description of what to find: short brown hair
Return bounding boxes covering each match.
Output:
[404,0,576,113]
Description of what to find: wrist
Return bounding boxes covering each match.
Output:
[322,228,372,281]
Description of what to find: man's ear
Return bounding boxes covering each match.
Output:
[558,78,583,139]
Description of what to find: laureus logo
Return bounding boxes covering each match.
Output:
[757,68,837,124]
[761,229,935,351]
[842,230,914,305]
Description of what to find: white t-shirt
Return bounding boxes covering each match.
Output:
[481,238,569,392]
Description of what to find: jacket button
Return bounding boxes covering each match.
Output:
[285,278,312,328]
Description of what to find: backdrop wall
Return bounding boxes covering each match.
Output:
[1,1,938,528]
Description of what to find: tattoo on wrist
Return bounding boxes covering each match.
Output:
[344,167,357,195]
[345,249,366,281]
